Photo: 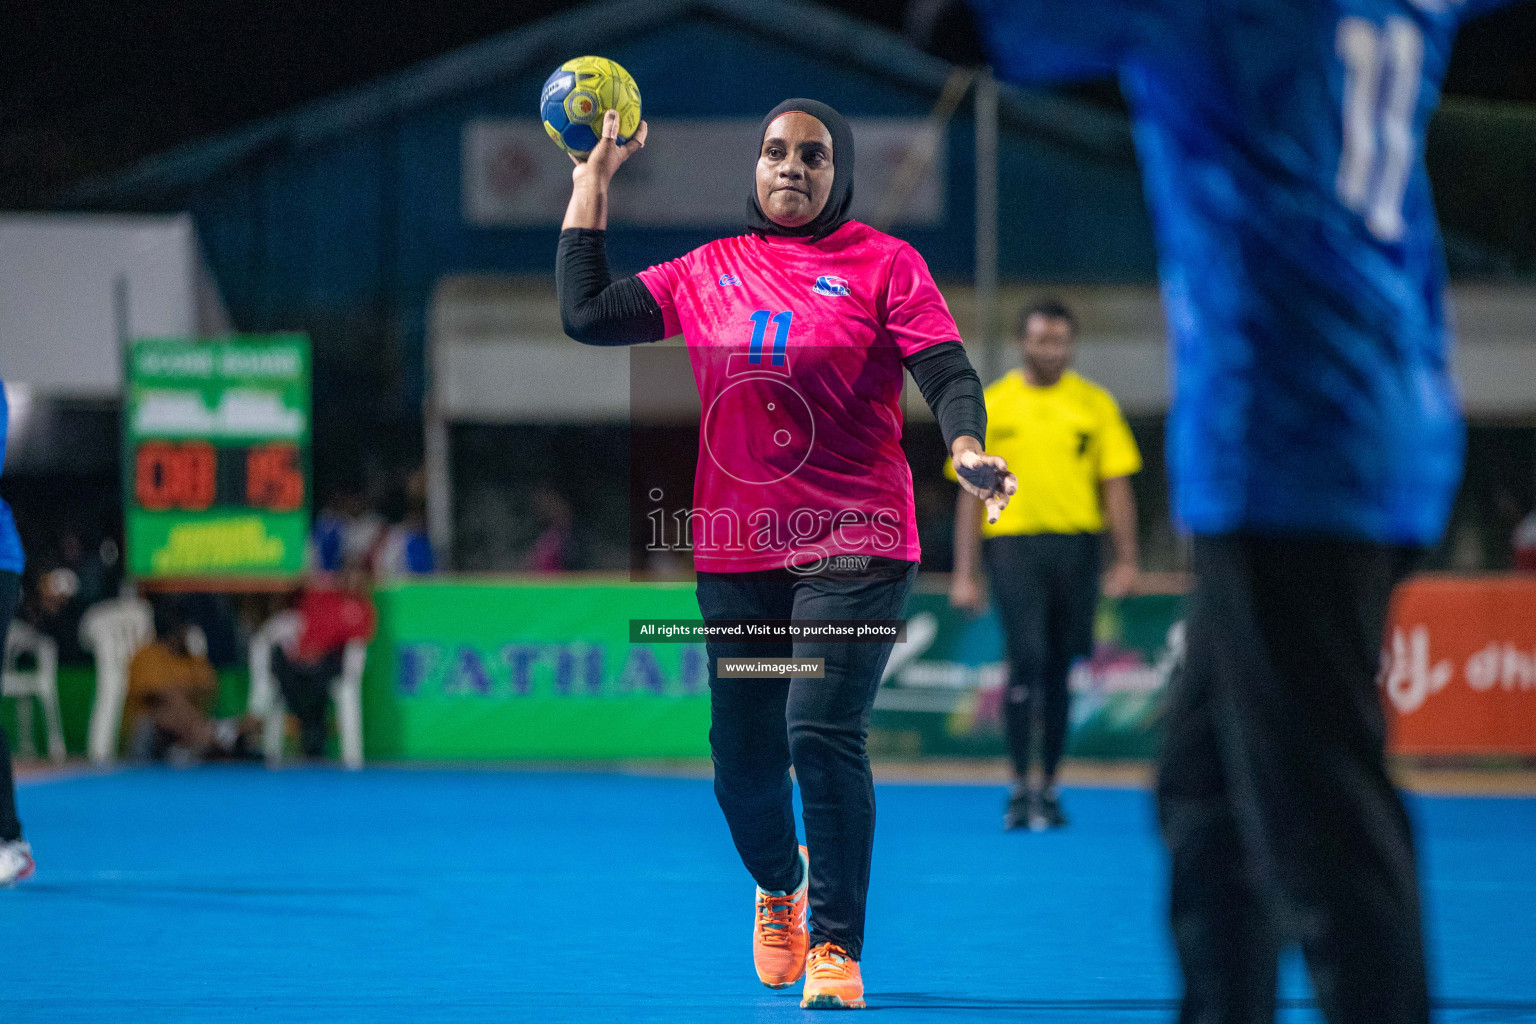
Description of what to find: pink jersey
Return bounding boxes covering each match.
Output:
[637,221,961,573]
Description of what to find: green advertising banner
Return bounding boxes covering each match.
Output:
[362,577,1185,761]
[124,336,311,580]
[363,579,712,759]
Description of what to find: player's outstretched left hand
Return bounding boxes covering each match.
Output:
[954,446,1017,525]
[572,109,649,187]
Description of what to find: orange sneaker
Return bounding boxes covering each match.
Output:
[753,844,810,989]
[800,942,865,1010]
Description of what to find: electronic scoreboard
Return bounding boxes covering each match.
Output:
[123,336,311,582]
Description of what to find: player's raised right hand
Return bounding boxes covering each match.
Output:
[572,108,649,187]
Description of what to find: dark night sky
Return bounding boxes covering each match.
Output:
[1,0,1533,206]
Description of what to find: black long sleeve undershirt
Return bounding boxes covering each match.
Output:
[556,228,985,448]
[902,341,987,452]
[557,228,666,346]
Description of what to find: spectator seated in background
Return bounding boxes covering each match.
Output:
[371,470,435,579]
[309,486,384,574]
[378,517,434,577]
[126,600,258,763]
[273,560,376,759]
[524,486,572,574]
[27,527,121,664]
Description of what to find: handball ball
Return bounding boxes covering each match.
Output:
[540,56,642,158]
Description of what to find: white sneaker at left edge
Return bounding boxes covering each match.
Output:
[0,840,35,885]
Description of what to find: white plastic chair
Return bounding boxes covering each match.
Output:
[79,596,154,766]
[2,621,66,764]
[248,610,367,770]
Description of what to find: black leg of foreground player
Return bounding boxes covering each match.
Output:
[1157,563,1280,1024]
[0,724,17,843]
[1158,535,1427,1024]
[699,559,915,961]
[0,570,24,843]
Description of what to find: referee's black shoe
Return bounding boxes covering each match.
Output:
[1029,786,1068,831]
[1003,783,1033,830]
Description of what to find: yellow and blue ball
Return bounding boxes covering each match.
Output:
[540,56,642,158]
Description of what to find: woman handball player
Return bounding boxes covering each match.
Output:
[556,98,1015,1009]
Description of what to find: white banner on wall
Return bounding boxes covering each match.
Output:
[463,118,946,228]
[0,213,231,396]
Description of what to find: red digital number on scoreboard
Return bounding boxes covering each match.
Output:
[134,441,217,511]
[134,441,306,512]
[246,443,305,511]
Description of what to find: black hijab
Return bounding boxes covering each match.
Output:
[746,98,855,243]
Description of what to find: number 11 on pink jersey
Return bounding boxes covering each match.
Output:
[747,310,793,366]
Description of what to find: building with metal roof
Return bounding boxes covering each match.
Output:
[68,0,1157,431]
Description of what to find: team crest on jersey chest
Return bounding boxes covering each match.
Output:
[812,275,850,297]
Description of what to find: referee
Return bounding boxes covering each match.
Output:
[950,300,1141,831]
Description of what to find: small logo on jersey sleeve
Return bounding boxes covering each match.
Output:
[718,273,741,287]
[812,275,850,297]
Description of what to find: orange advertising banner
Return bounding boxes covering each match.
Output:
[1384,575,1536,755]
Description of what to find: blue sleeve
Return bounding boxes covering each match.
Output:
[967,0,1172,82]
[313,522,343,572]
[0,385,21,574]
[405,533,435,574]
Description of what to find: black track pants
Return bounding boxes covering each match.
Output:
[1156,534,1427,1024]
[0,570,24,842]
[697,558,916,961]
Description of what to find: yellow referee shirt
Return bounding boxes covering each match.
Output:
[947,369,1142,537]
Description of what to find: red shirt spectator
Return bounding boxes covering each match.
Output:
[295,585,375,662]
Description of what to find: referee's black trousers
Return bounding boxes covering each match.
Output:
[983,533,1100,783]
[1156,534,1427,1024]
[697,558,916,962]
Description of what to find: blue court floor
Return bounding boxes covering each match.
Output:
[5,767,1535,1023]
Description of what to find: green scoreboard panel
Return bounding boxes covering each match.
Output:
[124,336,312,581]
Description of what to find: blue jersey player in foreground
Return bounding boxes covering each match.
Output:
[970,1,1527,1022]
[0,382,33,885]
